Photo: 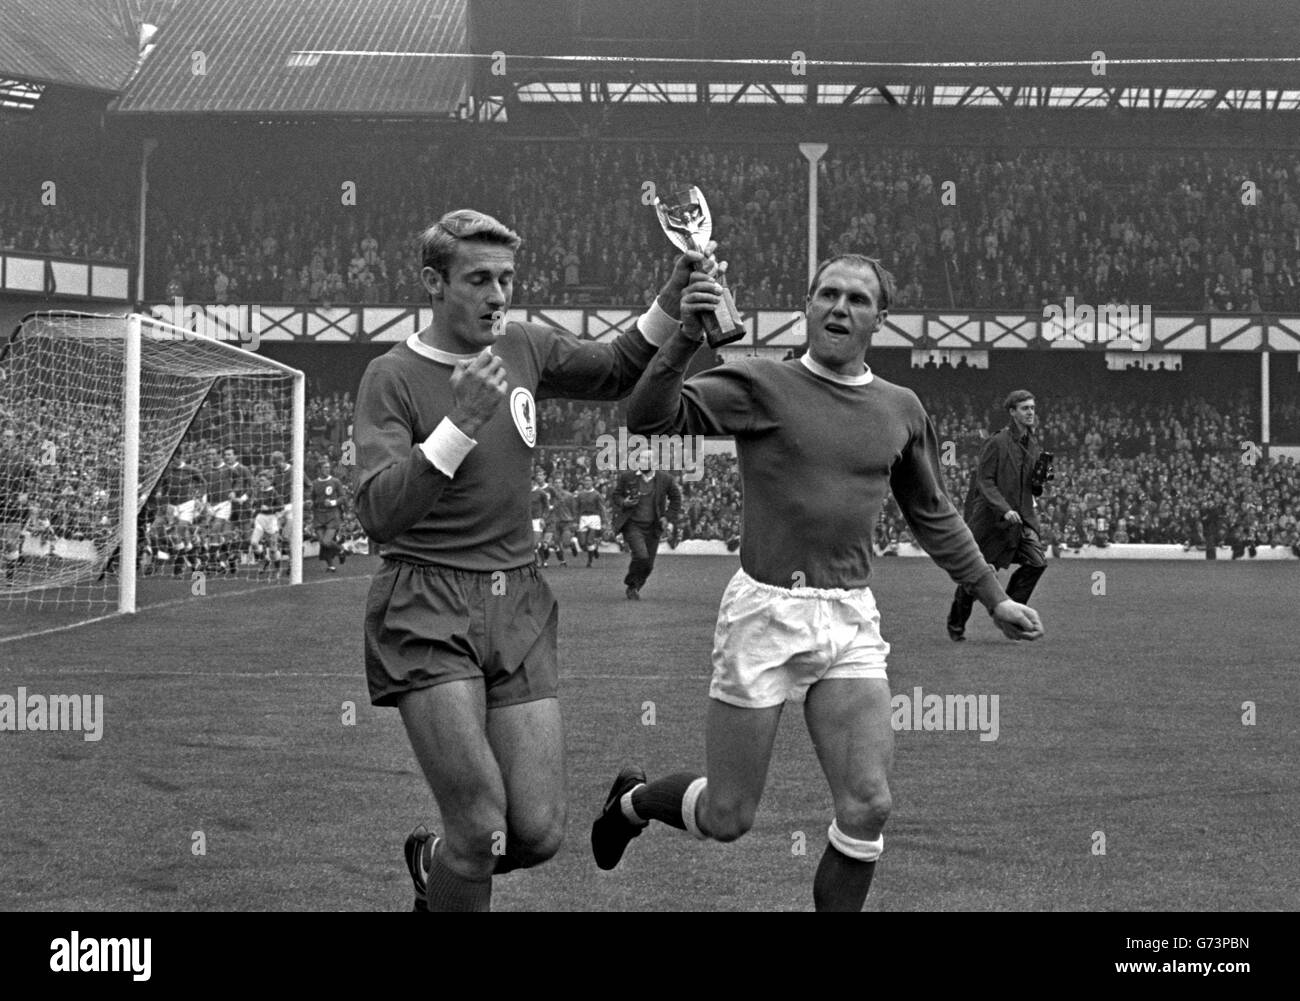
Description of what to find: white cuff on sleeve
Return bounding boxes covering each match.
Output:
[635,298,679,347]
[419,417,477,478]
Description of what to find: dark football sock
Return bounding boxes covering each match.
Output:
[630,772,702,830]
[813,844,876,913]
[424,849,492,912]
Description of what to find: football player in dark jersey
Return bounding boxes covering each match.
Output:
[354,208,703,911]
[592,255,1044,911]
[310,458,347,572]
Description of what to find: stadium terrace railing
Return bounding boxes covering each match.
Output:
[148,302,1300,352]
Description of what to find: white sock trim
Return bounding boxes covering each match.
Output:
[828,820,883,861]
[681,777,709,840]
[620,784,647,825]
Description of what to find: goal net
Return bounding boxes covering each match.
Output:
[0,312,304,629]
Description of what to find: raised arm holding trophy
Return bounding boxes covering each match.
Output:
[653,186,745,347]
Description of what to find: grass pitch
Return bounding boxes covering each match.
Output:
[0,555,1295,911]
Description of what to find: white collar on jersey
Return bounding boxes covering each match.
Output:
[405,332,480,365]
[800,352,874,386]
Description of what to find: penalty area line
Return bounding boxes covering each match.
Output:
[0,574,364,648]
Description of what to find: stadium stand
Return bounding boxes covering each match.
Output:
[527,392,1300,554]
[9,136,1300,315]
[2,0,1298,574]
[4,0,1300,930]
[128,143,1300,312]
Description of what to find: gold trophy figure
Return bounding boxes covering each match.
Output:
[654,186,745,347]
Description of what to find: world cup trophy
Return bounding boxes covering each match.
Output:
[653,186,745,347]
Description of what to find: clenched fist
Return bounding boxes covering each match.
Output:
[449,348,508,438]
[658,243,720,317]
[991,599,1044,641]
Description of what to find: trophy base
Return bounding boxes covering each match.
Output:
[703,287,745,348]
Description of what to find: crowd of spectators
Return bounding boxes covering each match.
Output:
[527,381,1299,556]
[0,191,132,264]
[875,387,1300,555]
[9,140,1300,316]
[0,174,133,266]
[820,147,1300,314]
[141,142,1300,315]
[1,375,367,557]
[1,393,122,547]
[5,369,1298,559]
[536,400,623,446]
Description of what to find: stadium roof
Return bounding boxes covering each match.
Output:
[470,0,1300,114]
[113,0,471,116]
[98,0,1300,119]
[0,0,139,106]
[473,0,1300,85]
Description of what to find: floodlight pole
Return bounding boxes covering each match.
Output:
[1260,351,1270,461]
[799,143,829,289]
[136,139,158,306]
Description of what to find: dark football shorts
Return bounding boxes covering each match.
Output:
[313,510,342,531]
[364,558,559,709]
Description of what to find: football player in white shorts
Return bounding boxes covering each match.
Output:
[575,474,604,566]
[592,255,1044,911]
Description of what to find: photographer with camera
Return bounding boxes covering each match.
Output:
[612,445,681,599]
[946,390,1051,641]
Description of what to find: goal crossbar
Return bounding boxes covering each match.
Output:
[116,314,306,611]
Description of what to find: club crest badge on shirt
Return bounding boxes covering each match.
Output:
[510,387,537,448]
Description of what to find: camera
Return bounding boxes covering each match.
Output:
[1031,451,1055,490]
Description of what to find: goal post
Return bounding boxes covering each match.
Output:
[120,313,141,613]
[1,311,306,622]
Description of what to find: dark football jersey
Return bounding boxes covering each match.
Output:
[529,485,551,520]
[311,476,345,520]
[255,483,283,514]
[629,343,1009,608]
[354,321,658,571]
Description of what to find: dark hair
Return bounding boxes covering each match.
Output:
[1004,389,1036,411]
[807,254,896,311]
[420,209,522,276]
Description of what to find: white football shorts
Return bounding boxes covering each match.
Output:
[209,501,233,523]
[170,500,200,525]
[250,513,281,545]
[578,514,602,532]
[710,567,891,708]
